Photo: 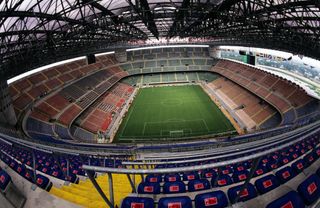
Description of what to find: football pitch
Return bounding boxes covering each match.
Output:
[114,85,235,142]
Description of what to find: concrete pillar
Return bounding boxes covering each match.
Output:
[114,48,127,63]
[0,81,17,125]
[86,54,96,64]
[209,46,221,58]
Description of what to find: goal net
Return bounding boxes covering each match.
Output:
[169,130,184,138]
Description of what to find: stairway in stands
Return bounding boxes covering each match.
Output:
[50,174,141,208]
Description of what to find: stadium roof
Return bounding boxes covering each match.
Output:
[1,0,320,79]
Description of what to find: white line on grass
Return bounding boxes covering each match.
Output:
[142,122,147,136]
[119,91,139,137]
[201,119,210,132]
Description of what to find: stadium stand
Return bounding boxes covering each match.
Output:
[74,83,134,141]
[8,50,221,143]
[127,47,210,62]
[0,104,319,207]
[206,77,280,131]
[10,48,318,145]
[16,55,131,142]
[211,59,320,125]
[3,45,320,208]
[84,126,320,207]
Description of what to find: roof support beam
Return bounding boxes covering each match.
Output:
[167,0,191,38]
[176,0,242,37]
[126,0,159,38]
[82,0,147,39]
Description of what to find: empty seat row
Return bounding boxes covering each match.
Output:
[123,173,320,208]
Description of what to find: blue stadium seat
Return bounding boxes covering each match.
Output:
[66,173,79,184]
[299,148,307,156]
[195,190,228,208]
[164,173,181,182]
[266,191,305,208]
[261,157,269,165]
[9,160,18,170]
[51,170,64,179]
[155,164,165,169]
[291,159,306,173]
[266,160,279,171]
[242,161,252,169]
[297,174,320,205]
[303,153,316,167]
[212,174,233,187]
[317,166,320,177]
[146,174,162,183]
[158,196,192,208]
[183,172,199,181]
[0,170,11,191]
[315,148,320,158]
[291,152,299,160]
[270,153,279,160]
[23,169,34,182]
[40,166,51,175]
[275,166,297,183]
[167,164,177,168]
[234,164,246,172]
[220,166,233,175]
[253,165,268,177]
[279,156,291,165]
[227,183,257,203]
[188,179,210,192]
[138,182,161,194]
[202,169,217,179]
[232,170,249,183]
[15,164,26,176]
[36,174,52,191]
[163,181,186,194]
[121,196,154,208]
[254,174,281,194]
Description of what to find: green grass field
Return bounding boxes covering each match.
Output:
[114,85,235,142]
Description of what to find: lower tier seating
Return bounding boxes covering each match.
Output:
[121,132,320,208]
[207,77,280,130]
[74,83,134,139]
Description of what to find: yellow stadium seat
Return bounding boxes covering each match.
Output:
[50,174,142,208]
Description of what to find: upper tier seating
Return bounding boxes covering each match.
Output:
[120,57,216,76]
[127,47,210,62]
[9,59,105,115]
[21,56,128,142]
[212,60,320,125]
[121,72,218,86]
